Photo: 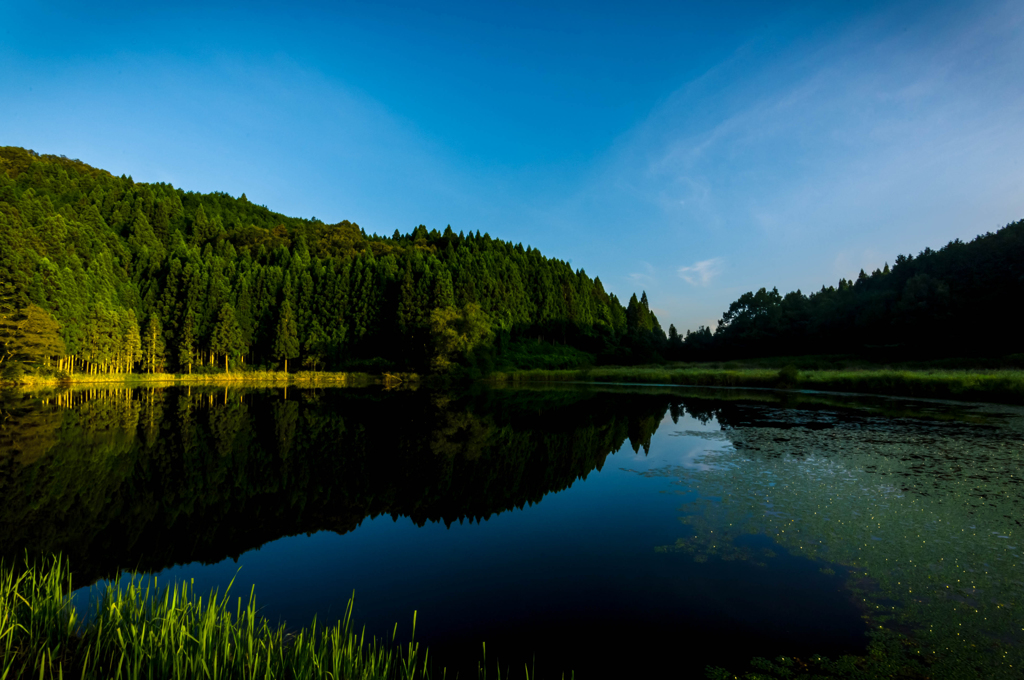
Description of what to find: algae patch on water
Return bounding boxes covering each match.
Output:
[644,401,1023,678]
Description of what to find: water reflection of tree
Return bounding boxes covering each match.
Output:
[0,386,672,587]
[0,390,142,569]
[0,393,62,465]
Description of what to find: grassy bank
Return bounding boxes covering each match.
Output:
[3,370,420,389]
[489,364,1024,405]
[1,556,431,680]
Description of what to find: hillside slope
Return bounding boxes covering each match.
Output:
[0,147,665,375]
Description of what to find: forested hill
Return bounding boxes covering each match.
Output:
[0,146,665,376]
[677,218,1024,360]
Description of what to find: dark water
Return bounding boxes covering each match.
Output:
[1,384,1021,678]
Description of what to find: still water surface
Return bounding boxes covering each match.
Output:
[1,385,1020,677]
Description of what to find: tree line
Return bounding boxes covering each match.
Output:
[0,147,666,376]
[668,218,1024,360]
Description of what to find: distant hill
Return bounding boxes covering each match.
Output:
[675,217,1024,360]
[0,147,665,376]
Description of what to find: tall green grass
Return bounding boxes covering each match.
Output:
[1,556,431,680]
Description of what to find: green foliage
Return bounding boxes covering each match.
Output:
[2,360,25,381]
[429,302,494,373]
[0,147,665,375]
[0,303,65,366]
[496,340,595,371]
[777,364,799,385]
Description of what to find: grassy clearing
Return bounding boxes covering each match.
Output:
[489,365,1024,405]
[1,556,431,680]
[494,340,595,371]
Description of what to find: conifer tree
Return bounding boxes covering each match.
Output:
[302,318,326,371]
[433,270,455,309]
[397,267,416,335]
[119,309,142,373]
[152,200,171,244]
[0,281,22,369]
[638,291,654,332]
[668,324,680,347]
[626,293,642,334]
[141,313,165,374]
[190,204,210,244]
[211,303,244,373]
[0,304,66,369]
[178,310,196,374]
[274,300,299,372]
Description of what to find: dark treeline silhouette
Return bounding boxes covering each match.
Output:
[668,219,1024,361]
[0,385,672,585]
[0,147,665,377]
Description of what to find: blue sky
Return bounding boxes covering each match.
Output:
[2,1,1022,333]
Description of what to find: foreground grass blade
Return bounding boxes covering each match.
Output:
[0,556,436,680]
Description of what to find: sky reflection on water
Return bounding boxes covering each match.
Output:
[3,385,1020,677]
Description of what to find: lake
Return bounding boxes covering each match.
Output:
[0,384,1020,678]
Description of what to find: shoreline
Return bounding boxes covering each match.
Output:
[488,365,1024,405]
[4,365,1024,405]
[2,370,421,389]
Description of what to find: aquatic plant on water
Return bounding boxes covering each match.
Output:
[643,408,1023,678]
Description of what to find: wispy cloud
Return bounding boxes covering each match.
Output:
[627,261,656,286]
[571,1,1024,334]
[678,258,722,286]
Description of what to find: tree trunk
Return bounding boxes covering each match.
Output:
[225,355,229,373]
[284,358,288,373]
